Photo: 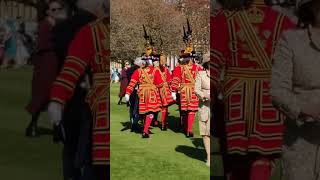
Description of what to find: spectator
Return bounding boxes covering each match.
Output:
[0,18,17,69]
[118,61,131,105]
[25,0,68,137]
[14,19,30,68]
[195,52,210,167]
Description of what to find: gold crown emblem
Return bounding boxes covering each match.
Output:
[247,7,264,24]
[184,42,193,54]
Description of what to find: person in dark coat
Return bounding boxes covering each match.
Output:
[126,58,143,132]
[25,0,68,137]
[118,61,130,105]
[51,3,98,180]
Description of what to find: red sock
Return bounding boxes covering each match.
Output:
[250,158,271,180]
[161,107,167,127]
[187,111,195,133]
[143,114,153,134]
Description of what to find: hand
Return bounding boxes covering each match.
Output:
[125,94,130,102]
[47,102,63,125]
[80,82,88,89]
[80,75,91,90]
[204,92,210,100]
[172,92,177,101]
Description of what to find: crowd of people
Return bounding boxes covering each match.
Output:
[211,0,320,179]
[117,21,211,167]
[23,0,109,179]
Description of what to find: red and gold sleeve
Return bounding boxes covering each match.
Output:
[125,69,139,95]
[50,26,94,105]
[166,68,172,83]
[154,68,164,88]
[210,14,228,89]
[282,15,295,30]
[170,66,181,92]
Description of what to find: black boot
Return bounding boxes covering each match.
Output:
[25,112,40,137]
[118,97,123,105]
[186,132,194,138]
[142,132,150,138]
[161,125,167,131]
[25,123,38,137]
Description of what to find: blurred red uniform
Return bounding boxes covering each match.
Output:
[171,61,202,135]
[211,0,295,179]
[154,63,174,130]
[126,62,163,137]
[50,18,110,165]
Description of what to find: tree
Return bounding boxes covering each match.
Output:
[110,0,209,64]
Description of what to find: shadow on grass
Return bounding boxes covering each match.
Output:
[175,138,210,161]
[191,138,205,149]
[167,115,184,134]
[120,121,131,132]
[120,121,156,134]
[37,126,53,135]
[175,142,206,162]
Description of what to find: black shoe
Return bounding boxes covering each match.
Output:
[142,133,150,138]
[25,123,39,137]
[186,132,194,138]
[161,126,167,131]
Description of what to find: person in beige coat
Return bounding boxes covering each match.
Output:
[270,0,320,179]
[195,52,210,167]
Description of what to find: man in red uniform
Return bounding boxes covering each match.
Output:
[211,0,295,179]
[47,0,110,179]
[171,20,202,137]
[125,30,163,138]
[153,51,174,131]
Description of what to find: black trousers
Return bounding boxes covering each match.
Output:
[129,90,140,125]
[62,87,93,180]
[93,165,110,180]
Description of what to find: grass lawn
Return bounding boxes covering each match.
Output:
[0,67,62,180]
[110,83,210,180]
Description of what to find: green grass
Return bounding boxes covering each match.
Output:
[0,67,62,180]
[110,83,210,180]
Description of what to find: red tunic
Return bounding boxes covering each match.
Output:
[171,64,202,111]
[155,66,174,107]
[126,66,162,114]
[50,18,110,165]
[211,4,295,155]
